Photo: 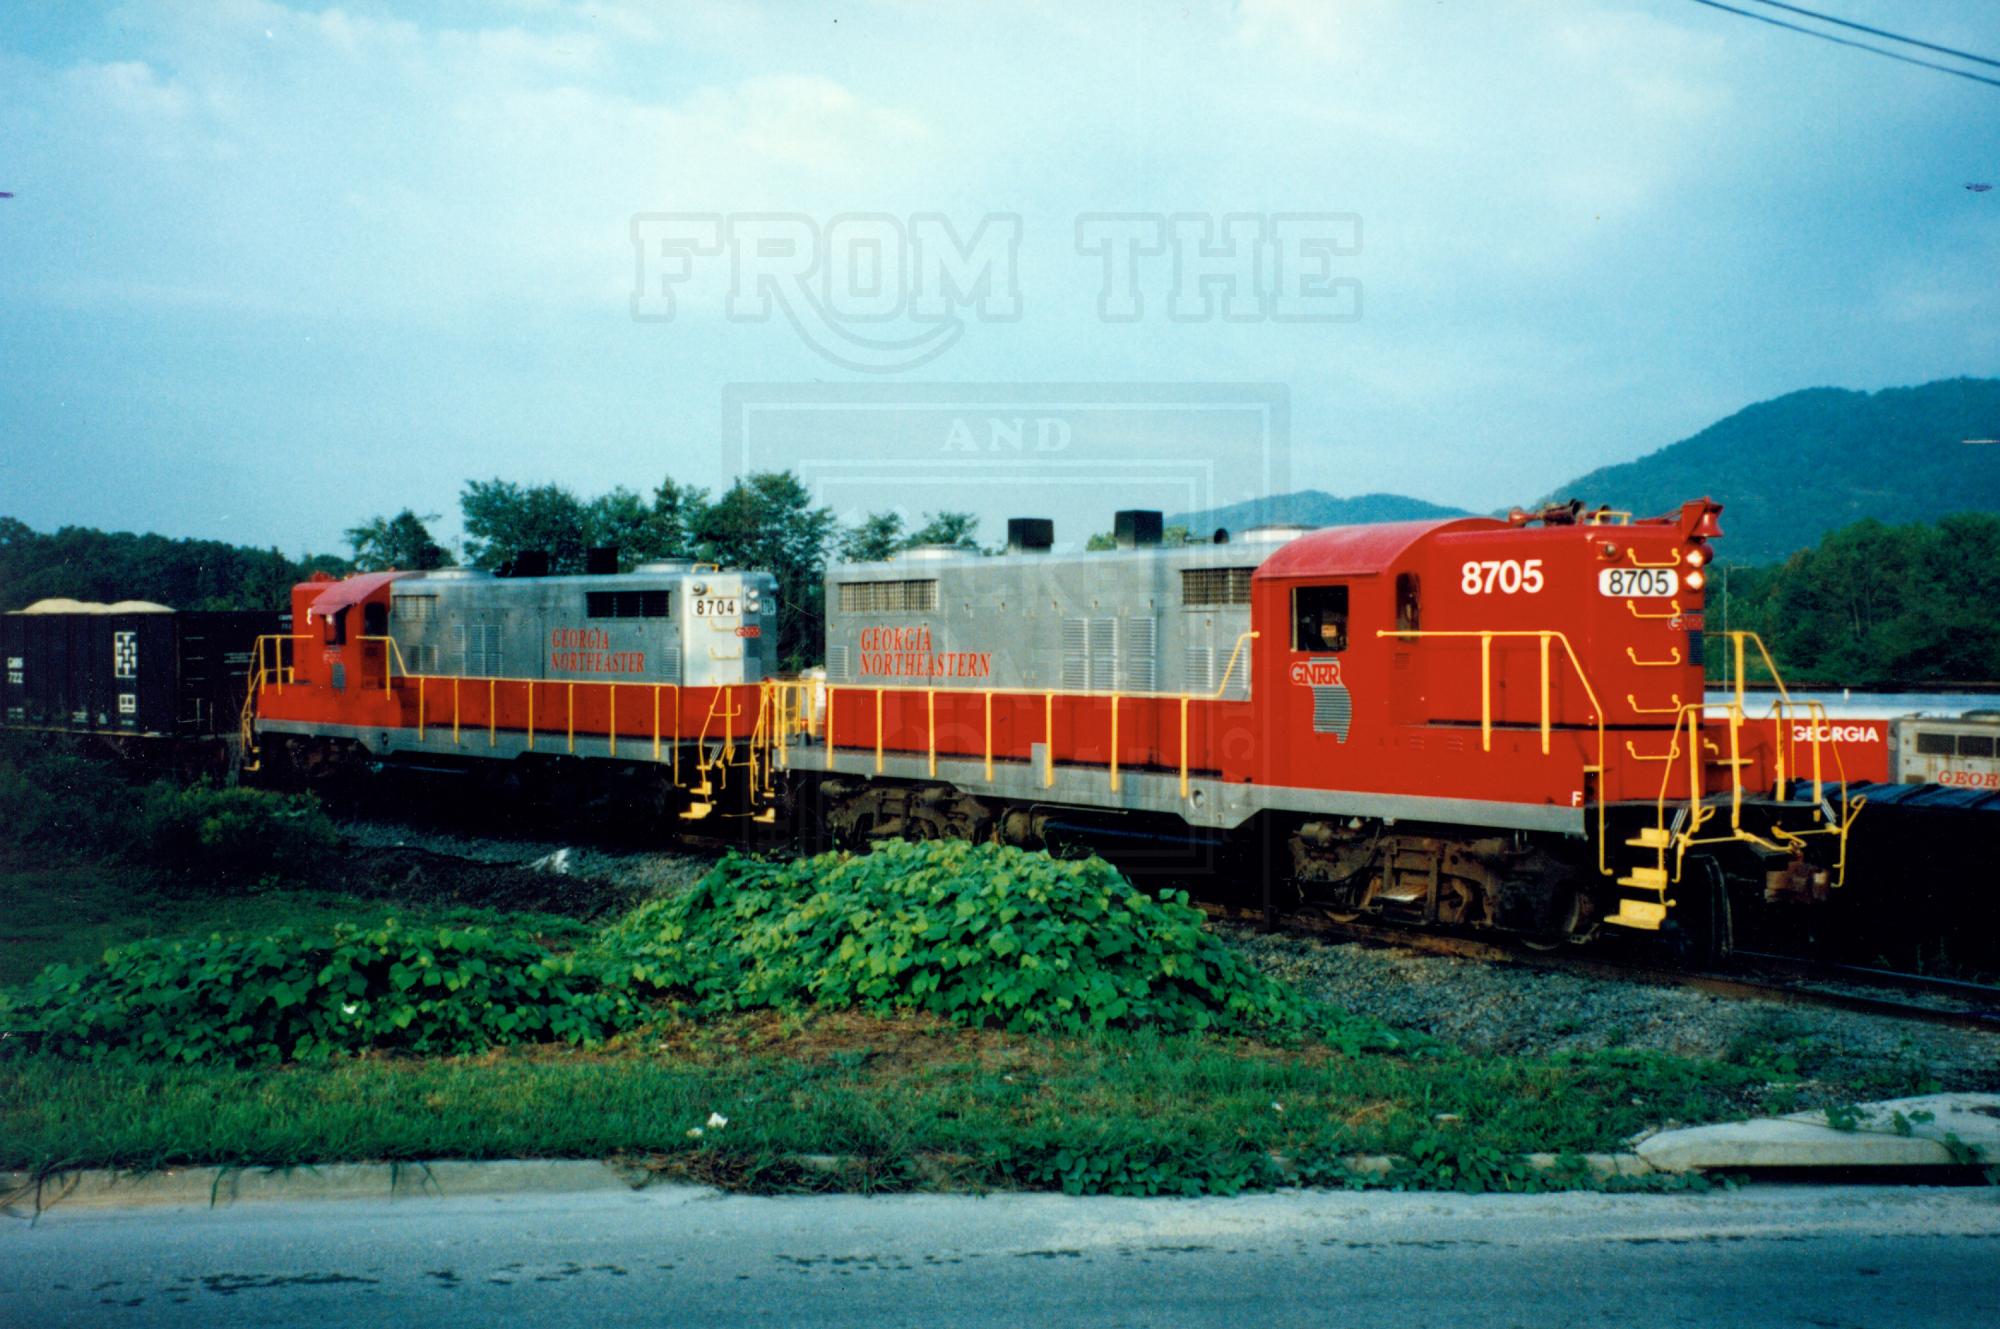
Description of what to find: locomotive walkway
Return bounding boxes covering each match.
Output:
[6,1182,1996,1327]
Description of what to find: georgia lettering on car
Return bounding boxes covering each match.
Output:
[548,627,646,674]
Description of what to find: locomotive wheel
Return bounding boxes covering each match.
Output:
[1668,856,1735,967]
[1518,886,1582,952]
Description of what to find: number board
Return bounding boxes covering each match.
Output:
[1597,568,1678,598]
[692,597,740,618]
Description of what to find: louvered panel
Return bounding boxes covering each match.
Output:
[1219,639,1251,699]
[1061,618,1089,690]
[657,644,683,683]
[1088,618,1117,690]
[1184,645,1212,693]
[1121,617,1157,691]
[825,645,850,683]
[1312,681,1353,739]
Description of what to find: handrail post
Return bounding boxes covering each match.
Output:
[874,688,883,774]
[1479,633,1492,752]
[1044,692,1054,787]
[1109,694,1121,793]
[983,690,993,783]
[527,681,535,751]
[417,677,426,741]
[452,677,460,747]
[609,684,617,758]
[652,684,661,762]
[566,682,575,755]
[1179,696,1190,800]
[1537,632,1551,755]
[926,688,936,778]
[825,686,836,772]
[488,678,496,747]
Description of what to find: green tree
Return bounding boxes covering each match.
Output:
[691,472,837,669]
[841,511,905,563]
[903,511,981,551]
[345,510,452,572]
[0,519,346,612]
[459,480,594,573]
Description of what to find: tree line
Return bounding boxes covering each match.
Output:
[1714,512,2000,687]
[8,498,1998,684]
[0,474,975,671]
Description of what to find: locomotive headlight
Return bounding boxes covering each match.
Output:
[1686,570,1707,591]
[1686,547,1706,568]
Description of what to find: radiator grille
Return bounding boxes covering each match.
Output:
[838,579,939,613]
[1180,566,1253,606]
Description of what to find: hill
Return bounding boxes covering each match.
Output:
[1543,378,2000,565]
[1168,490,1469,534]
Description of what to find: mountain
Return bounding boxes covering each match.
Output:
[1542,377,2000,565]
[1168,490,1469,534]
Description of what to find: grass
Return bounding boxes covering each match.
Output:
[0,1009,1782,1192]
[0,853,594,988]
[0,846,1938,1196]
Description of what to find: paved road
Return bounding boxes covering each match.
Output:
[4,1183,1997,1327]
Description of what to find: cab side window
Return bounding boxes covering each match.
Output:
[324,608,348,646]
[1292,585,1349,653]
[362,602,389,637]
[1395,572,1420,632]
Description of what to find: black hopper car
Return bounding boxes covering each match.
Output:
[2,600,280,775]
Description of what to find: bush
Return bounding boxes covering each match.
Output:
[600,840,1401,1046]
[0,733,131,851]
[134,781,339,886]
[1,921,640,1066]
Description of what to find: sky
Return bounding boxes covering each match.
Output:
[2,0,1997,557]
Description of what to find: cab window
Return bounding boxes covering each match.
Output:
[323,607,348,646]
[1292,585,1349,653]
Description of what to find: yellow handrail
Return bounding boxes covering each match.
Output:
[1377,628,1610,876]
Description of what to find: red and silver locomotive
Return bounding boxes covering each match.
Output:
[806,501,1853,950]
[237,500,1855,953]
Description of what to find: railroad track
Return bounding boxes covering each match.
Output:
[349,819,2000,1034]
[1195,901,2000,1035]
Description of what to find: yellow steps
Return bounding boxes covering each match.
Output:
[1617,865,1669,891]
[1625,826,1672,850]
[1604,899,1668,930]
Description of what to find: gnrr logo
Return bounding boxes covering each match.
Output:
[631,213,1022,374]
[1291,657,1352,742]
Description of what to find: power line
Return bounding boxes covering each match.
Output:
[1685,0,2000,90]
[1745,0,2000,70]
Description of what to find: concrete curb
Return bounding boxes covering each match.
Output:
[1,1159,645,1215]
[10,1093,1993,1215]
[4,1152,1657,1216]
[1633,1093,2000,1175]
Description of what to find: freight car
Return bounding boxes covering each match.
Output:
[794,501,1854,955]
[2,599,279,773]
[246,558,782,822]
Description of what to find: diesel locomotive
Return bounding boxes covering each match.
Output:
[211,498,1854,954]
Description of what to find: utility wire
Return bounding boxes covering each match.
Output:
[1745,0,2000,70]
[1685,0,2000,90]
